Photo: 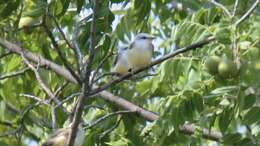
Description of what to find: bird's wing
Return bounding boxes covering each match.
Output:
[112,46,128,67]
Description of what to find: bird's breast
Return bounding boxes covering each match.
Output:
[127,45,152,69]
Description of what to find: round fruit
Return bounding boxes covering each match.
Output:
[218,60,238,78]
[205,56,221,75]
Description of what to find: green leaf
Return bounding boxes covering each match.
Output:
[59,0,71,16]
[222,133,242,145]
[239,95,256,111]
[76,0,84,13]
[236,138,258,146]
[0,0,20,19]
[243,107,260,125]
[110,0,125,3]
[218,107,233,133]
[210,86,238,94]
[0,141,9,146]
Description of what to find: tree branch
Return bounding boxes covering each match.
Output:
[20,94,50,105]
[54,81,69,97]
[54,92,81,109]
[85,110,134,129]
[209,0,232,17]
[0,67,30,80]
[235,0,260,26]
[0,37,78,84]
[232,0,239,17]
[98,118,122,146]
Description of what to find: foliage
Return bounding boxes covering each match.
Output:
[0,0,260,146]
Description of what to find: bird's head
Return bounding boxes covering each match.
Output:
[134,33,155,43]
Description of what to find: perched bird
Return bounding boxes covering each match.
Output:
[42,123,84,146]
[127,33,155,71]
[111,46,130,76]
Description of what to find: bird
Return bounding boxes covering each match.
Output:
[111,46,130,76]
[42,123,85,146]
[127,33,155,71]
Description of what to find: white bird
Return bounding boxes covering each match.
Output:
[127,33,155,71]
[42,123,85,146]
[111,46,130,76]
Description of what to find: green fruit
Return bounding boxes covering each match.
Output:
[218,60,238,78]
[205,56,221,75]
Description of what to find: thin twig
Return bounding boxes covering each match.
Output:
[21,55,55,100]
[72,23,83,74]
[85,110,134,129]
[209,0,232,17]
[84,104,105,111]
[235,0,260,26]
[92,72,118,84]
[0,120,16,128]
[0,102,40,139]
[20,94,50,105]
[51,106,56,129]
[54,92,81,109]
[232,0,239,17]
[79,13,93,24]
[71,13,93,73]
[98,118,122,146]
[0,67,30,80]
[54,81,69,97]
